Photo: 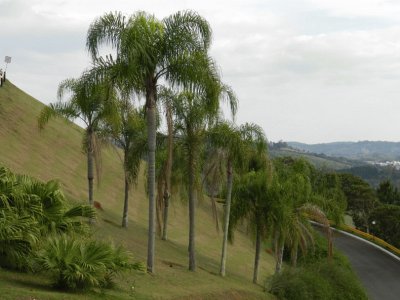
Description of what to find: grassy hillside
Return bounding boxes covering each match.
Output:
[0,81,274,299]
[269,147,358,170]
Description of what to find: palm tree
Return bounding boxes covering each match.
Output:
[207,122,266,277]
[156,86,176,241]
[229,168,272,284]
[38,70,117,219]
[87,11,217,273]
[270,158,334,272]
[105,98,147,228]
[173,90,221,271]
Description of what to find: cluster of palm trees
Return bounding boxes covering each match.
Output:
[38,10,345,283]
[228,157,346,283]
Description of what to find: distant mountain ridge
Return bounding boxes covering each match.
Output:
[287,141,400,161]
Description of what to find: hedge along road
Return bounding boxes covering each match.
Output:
[332,230,400,300]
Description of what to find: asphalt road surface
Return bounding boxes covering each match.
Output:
[333,231,400,300]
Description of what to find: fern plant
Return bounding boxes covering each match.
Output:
[34,235,143,290]
[0,166,96,269]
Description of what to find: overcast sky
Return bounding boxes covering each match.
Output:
[1,0,400,143]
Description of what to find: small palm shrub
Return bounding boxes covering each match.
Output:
[0,210,38,269]
[34,235,143,290]
[0,166,95,269]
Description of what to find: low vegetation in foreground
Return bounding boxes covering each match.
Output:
[0,166,142,292]
[267,235,368,300]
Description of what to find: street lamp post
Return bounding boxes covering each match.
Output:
[4,56,11,82]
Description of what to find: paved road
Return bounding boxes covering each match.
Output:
[332,230,400,300]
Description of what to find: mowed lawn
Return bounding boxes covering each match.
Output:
[0,81,275,299]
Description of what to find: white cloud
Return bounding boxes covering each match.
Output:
[305,0,400,18]
[1,0,400,143]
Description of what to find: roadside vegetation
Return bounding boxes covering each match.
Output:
[268,235,368,300]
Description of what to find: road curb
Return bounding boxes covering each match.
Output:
[331,227,400,262]
[310,221,400,262]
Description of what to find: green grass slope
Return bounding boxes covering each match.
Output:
[0,81,274,299]
[270,147,358,170]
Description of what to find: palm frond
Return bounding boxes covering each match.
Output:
[87,11,126,60]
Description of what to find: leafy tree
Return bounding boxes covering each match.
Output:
[87,11,217,272]
[376,179,400,205]
[312,172,347,225]
[38,70,117,219]
[339,173,379,232]
[369,204,400,248]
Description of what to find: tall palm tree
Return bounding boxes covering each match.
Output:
[270,158,334,272]
[38,70,117,220]
[156,86,176,241]
[87,11,217,273]
[105,98,147,228]
[173,90,220,271]
[207,122,266,277]
[229,168,272,284]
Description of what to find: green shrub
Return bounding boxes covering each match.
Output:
[267,262,368,300]
[298,233,351,268]
[268,233,367,300]
[0,166,95,269]
[33,235,143,290]
[0,211,38,269]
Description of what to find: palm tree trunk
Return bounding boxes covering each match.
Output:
[275,244,284,274]
[188,151,196,271]
[291,242,298,268]
[253,225,262,284]
[274,230,284,274]
[162,103,173,241]
[146,82,157,274]
[220,160,233,277]
[162,191,170,240]
[87,130,95,224]
[87,151,94,206]
[122,174,129,228]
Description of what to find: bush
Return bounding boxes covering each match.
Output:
[298,233,351,268]
[0,166,95,270]
[33,235,143,290]
[268,234,367,300]
[267,262,368,300]
[0,211,38,269]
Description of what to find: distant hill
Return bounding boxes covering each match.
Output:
[269,146,362,170]
[288,141,400,161]
[338,164,400,188]
[270,142,400,188]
